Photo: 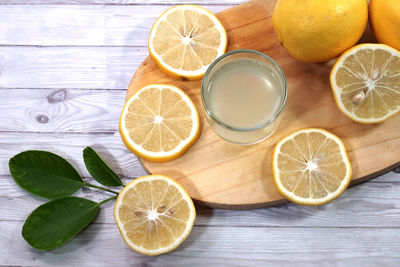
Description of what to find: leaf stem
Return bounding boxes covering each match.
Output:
[98,195,118,206]
[83,182,120,195]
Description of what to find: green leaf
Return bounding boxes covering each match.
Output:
[83,147,123,187]
[22,197,99,250]
[9,150,83,199]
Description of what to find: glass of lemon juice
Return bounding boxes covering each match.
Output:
[201,49,288,145]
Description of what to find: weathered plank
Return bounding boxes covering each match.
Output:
[0,46,146,89]
[2,172,400,227]
[0,132,147,178]
[0,89,124,133]
[0,5,229,46]
[0,0,243,5]
[4,131,395,193]
[375,170,400,182]
[1,220,400,266]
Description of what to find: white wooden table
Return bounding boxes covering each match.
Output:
[1,0,400,265]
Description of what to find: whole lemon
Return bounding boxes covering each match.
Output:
[272,0,368,62]
[369,0,400,51]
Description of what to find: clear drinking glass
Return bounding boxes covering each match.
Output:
[201,49,288,145]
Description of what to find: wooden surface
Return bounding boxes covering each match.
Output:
[1,0,400,265]
[127,0,400,209]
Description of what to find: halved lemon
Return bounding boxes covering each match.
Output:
[272,128,352,206]
[330,43,400,123]
[148,5,228,80]
[119,84,200,162]
[114,175,196,256]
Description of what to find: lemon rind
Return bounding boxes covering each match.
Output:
[148,5,228,80]
[114,175,196,256]
[330,43,400,124]
[272,128,352,206]
[119,84,200,162]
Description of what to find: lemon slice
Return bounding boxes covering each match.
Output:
[272,128,352,206]
[330,43,400,123]
[119,84,200,162]
[148,5,228,80]
[114,175,196,256]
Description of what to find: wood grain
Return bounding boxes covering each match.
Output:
[0,46,146,89]
[0,5,229,46]
[0,0,242,4]
[0,132,147,178]
[2,220,400,266]
[126,0,400,209]
[0,89,124,133]
[2,173,400,227]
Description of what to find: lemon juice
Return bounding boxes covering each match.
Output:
[201,50,287,144]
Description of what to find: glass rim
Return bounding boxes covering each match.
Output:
[201,49,288,132]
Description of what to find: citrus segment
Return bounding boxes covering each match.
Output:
[114,175,196,255]
[330,44,400,123]
[272,128,352,205]
[149,5,227,80]
[120,84,200,162]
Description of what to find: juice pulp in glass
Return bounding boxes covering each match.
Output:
[205,57,285,144]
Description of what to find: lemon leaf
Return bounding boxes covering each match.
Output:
[22,197,99,250]
[9,150,83,199]
[83,147,124,187]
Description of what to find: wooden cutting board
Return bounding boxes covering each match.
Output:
[126,0,400,209]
